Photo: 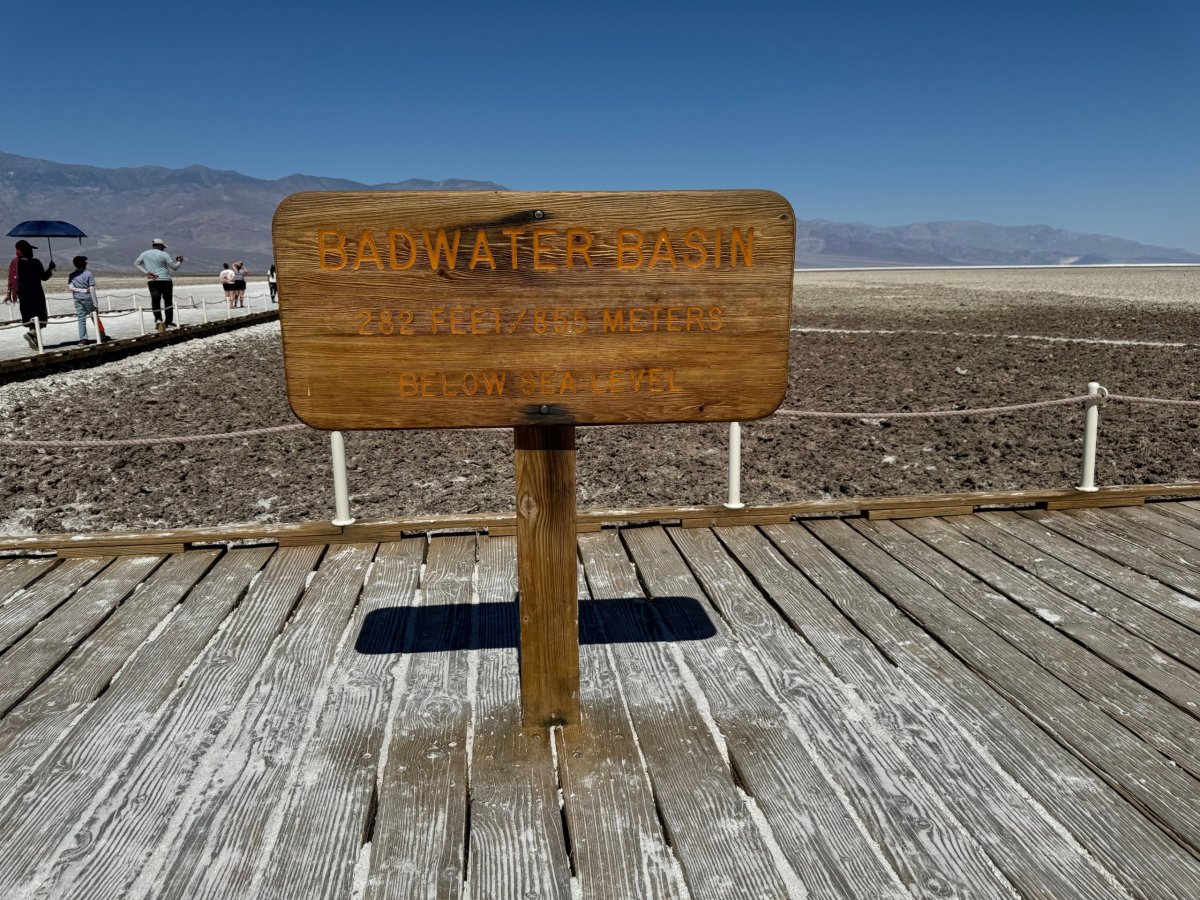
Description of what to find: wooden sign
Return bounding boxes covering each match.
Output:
[272,190,795,430]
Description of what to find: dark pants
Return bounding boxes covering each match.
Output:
[19,294,48,327]
[148,280,174,325]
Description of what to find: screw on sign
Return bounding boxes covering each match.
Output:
[273,190,796,725]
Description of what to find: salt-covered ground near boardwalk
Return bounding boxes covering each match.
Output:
[1,268,1198,534]
[0,282,271,360]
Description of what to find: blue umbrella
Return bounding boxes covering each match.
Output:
[7,220,87,264]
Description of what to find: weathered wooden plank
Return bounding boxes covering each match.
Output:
[822,518,1200,857]
[901,516,1200,723]
[254,540,425,899]
[154,543,375,899]
[578,530,792,900]
[979,511,1200,633]
[1070,507,1200,572]
[558,563,687,900]
[515,424,580,727]
[0,556,59,604]
[1044,495,1144,510]
[627,527,924,900]
[1117,504,1200,551]
[1022,509,1200,598]
[468,535,572,899]
[58,542,187,558]
[364,535,475,900]
[40,546,321,900]
[0,554,165,717]
[713,524,1125,900]
[1154,500,1200,529]
[0,520,341,553]
[870,517,1200,774]
[0,547,274,896]
[0,551,219,791]
[0,557,109,651]
[867,504,973,520]
[942,513,1200,674]
[712,513,793,527]
[802,517,1200,897]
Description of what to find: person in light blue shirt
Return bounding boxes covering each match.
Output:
[133,238,184,331]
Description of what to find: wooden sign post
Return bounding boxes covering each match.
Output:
[273,191,795,726]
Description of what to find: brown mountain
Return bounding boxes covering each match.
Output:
[0,151,505,272]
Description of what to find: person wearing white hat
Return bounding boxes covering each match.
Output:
[133,238,185,332]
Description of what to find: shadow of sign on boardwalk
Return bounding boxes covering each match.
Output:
[355,595,716,654]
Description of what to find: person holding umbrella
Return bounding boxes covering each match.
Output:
[134,238,184,332]
[11,239,53,350]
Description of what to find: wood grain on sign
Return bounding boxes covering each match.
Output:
[272,190,795,429]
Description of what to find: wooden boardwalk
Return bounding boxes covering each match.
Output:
[1,501,1200,898]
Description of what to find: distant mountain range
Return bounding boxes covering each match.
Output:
[1,151,1196,271]
[0,151,503,272]
[793,219,1200,268]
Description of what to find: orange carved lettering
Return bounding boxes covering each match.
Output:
[532,229,557,271]
[353,229,383,270]
[731,227,754,267]
[388,229,417,269]
[713,228,722,269]
[469,229,497,270]
[318,229,347,270]
[683,228,708,269]
[501,227,524,269]
[566,228,594,269]
[422,229,462,270]
[616,229,644,270]
[602,308,625,332]
[398,372,419,397]
[648,229,678,268]
[430,307,448,334]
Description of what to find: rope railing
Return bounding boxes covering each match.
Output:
[3,291,275,346]
[0,385,1196,524]
[774,394,1094,419]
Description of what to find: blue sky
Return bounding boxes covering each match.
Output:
[9,0,1199,250]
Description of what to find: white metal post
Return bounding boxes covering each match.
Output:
[226,298,232,320]
[136,295,146,336]
[201,297,209,324]
[91,310,101,342]
[1077,381,1103,492]
[329,431,355,526]
[725,421,745,509]
[33,318,44,353]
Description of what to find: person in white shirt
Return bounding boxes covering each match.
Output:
[220,263,236,307]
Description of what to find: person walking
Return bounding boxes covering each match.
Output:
[12,239,54,350]
[4,251,17,303]
[220,262,236,307]
[268,263,277,302]
[67,255,112,344]
[232,261,248,308]
[134,238,184,332]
